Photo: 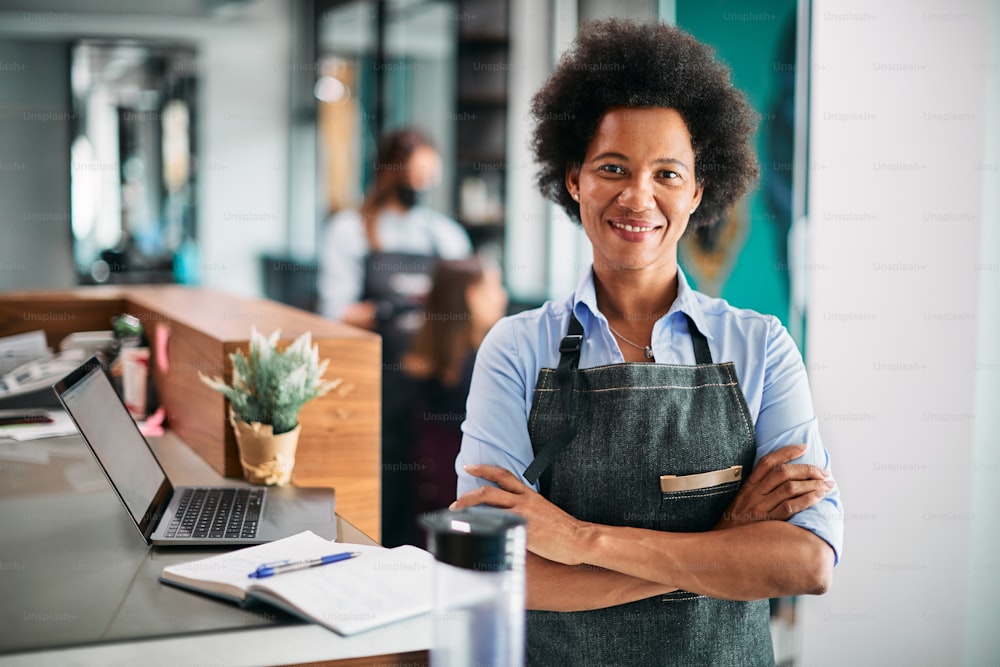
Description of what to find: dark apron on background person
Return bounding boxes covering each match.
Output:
[523,313,774,667]
[361,250,438,366]
[363,250,438,547]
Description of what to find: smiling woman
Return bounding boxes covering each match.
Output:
[567,107,703,323]
[452,18,843,667]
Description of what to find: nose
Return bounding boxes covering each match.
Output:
[616,174,655,212]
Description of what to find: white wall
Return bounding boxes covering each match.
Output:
[196,1,291,296]
[504,0,556,303]
[0,0,292,298]
[802,0,999,663]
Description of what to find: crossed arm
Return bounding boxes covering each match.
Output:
[451,444,836,611]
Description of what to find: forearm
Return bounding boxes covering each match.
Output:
[526,552,677,612]
[578,520,833,601]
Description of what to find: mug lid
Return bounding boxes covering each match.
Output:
[420,507,525,571]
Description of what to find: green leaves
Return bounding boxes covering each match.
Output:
[199,328,342,434]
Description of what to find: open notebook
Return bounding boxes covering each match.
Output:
[160,530,440,636]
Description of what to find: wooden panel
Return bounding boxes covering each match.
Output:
[289,335,381,541]
[0,288,125,348]
[129,302,232,477]
[0,286,383,541]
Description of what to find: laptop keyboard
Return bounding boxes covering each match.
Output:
[165,488,264,539]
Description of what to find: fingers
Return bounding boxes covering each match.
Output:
[463,464,531,493]
[765,484,833,520]
[754,478,834,520]
[450,484,516,510]
[720,463,836,528]
[747,445,831,497]
[745,444,808,485]
[451,465,532,511]
[772,478,836,499]
[759,464,832,496]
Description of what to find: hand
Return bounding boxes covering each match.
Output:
[451,465,586,566]
[716,444,834,530]
[340,301,377,330]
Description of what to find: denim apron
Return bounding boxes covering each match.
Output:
[361,250,437,365]
[523,314,774,666]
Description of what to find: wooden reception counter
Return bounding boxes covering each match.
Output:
[0,286,382,540]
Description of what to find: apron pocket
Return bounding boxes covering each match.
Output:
[658,480,740,532]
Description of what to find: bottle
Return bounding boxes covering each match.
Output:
[111,313,150,419]
[420,507,526,667]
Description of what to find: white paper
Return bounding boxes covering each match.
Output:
[251,543,435,635]
[161,531,438,635]
[0,330,51,375]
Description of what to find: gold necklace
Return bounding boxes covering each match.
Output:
[607,323,654,359]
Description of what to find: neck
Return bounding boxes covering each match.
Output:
[381,199,407,214]
[593,263,680,325]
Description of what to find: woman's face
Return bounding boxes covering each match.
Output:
[405,145,442,191]
[565,107,703,276]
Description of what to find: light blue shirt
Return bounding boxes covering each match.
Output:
[317,206,472,320]
[457,267,843,564]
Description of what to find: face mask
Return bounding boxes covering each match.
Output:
[395,185,418,209]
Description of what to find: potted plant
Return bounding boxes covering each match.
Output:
[199,327,341,486]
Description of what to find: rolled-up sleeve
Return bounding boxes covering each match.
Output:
[456,318,536,496]
[755,316,844,564]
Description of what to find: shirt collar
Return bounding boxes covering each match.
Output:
[571,265,714,341]
[669,268,714,340]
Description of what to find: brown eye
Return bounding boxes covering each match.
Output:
[598,164,626,175]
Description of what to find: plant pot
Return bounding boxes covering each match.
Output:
[229,412,301,486]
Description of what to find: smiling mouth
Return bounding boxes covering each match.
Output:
[609,220,660,233]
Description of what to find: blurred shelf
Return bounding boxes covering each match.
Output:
[453,0,510,258]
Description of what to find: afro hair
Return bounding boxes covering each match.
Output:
[530,19,760,231]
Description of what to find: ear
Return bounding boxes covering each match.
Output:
[689,183,704,215]
[565,163,581,202]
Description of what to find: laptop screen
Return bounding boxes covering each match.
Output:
[54,358,170,534]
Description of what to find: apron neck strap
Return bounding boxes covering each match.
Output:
[522,315,582,486]
[685,314,713,365]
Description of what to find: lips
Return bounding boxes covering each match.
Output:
[609,218,661,233]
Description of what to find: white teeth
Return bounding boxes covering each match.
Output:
[612,221,655,233]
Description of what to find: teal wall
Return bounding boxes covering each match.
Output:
[676,0,798,327]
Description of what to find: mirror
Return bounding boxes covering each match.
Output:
[70,40,198,284]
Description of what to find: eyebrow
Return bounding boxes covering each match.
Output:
[589,151,692,173]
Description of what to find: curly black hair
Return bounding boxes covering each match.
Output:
[531,19,760,230]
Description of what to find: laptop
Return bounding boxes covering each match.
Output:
[52,356,337,546]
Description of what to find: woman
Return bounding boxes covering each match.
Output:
[452,20,843,665]
[318,128,472,361]
[319,128,471,547]
[402,257,507,538]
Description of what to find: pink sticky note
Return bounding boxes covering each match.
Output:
[155,323,171,374]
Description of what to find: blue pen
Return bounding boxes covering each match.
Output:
[248,551,361,579]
